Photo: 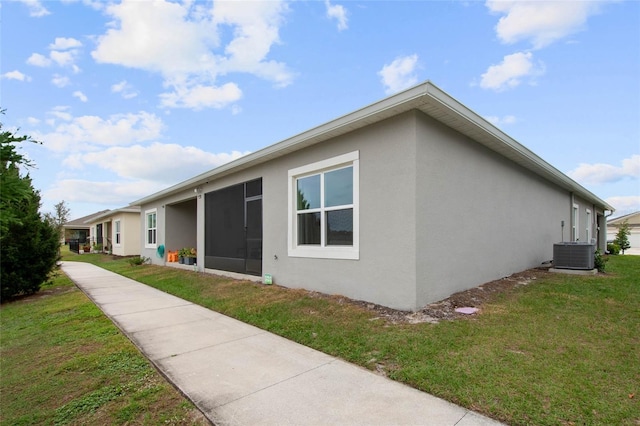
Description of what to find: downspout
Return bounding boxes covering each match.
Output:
[603,209,614,252]
[570,193,575,242]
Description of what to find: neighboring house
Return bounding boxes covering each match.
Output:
[85,207,141,256]
[607,211,640,248]
[63,210,109,250]
[131,81,613,311]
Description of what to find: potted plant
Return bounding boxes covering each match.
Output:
[178,248,187,264]
[184,248,197,265]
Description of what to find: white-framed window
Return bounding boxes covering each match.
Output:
[114,220,121,246]
[585,209,591,242]
[145,209,157,248]
[572,204,579,241]
[288,151,359,260]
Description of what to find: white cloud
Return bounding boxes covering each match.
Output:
[33,110,165,152]
[59,0,105,11]
[484,115,517,126]
[16,0,50,17]
[1,70,31,82]
[480,51,545,91]
[111,80,139,99]
[27,39,82,74]
[44,179,165,205]
[568,155,640,185]
[50,50,77,67]
[27,53,52,67]
[92,0,218,75]
[378,54,419,95]
[211,1,290,79]
[47,106,74,122]
[49,37,83,50]
[92,0,292,110]
[63,143,249,184]
[51,74,71,87]
[486,1,607,49]
[73,91,88,102]
[159,82,242,110]
[325,0,348,31]
[606,196,640,218]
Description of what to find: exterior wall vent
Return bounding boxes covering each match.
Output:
[553,242,595,270]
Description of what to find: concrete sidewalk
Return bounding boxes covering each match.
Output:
[61,261,504,426]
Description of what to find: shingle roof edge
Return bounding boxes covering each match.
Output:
[84,206,141,224]
[130,81,613,212]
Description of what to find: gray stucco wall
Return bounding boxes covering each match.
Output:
[260,113,419,310]
[140,113,421,310]
[140,191,197,262]
[138,108,605,311]
[571,194,596,244]
[414,112,570,306]
[165,199,197,253]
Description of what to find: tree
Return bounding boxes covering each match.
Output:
[0,112,38,236]
[1,112,60,300]
[45,200,71,244]
[614,220,631,255]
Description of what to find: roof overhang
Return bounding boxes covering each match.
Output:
[130,81,614,212]
[85,207,141,224]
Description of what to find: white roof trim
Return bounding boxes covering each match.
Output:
[130,81,613,212]
[85,207,141,224]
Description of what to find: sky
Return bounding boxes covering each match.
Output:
[2,0,639,222]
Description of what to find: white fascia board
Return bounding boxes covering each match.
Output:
[608,211,640,224]
[85,207,141,224]
[130,84,431,207]
[130,81,613,212]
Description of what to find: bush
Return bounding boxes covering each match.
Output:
[594,249,608,273]
[0,198,60,300]
[1,114,60,300]
[607,242,620,255]
[127,256,150,266]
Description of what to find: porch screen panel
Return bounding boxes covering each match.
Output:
[205,183,245,272]
[245,198,262,275]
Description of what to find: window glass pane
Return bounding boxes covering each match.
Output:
[297,175,320,210]
[325,166,352,207]
[298,212,321,245]
[148,213,156,229]
[326,209,353,246]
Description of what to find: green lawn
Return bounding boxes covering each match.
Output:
[0,267,209,425]
[13,248,640,425]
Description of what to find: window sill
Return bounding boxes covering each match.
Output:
[288,246,359,260]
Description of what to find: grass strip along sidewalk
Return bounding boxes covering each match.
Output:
[4,249,639,425]
[67,253,639,425]
[0,270,209,425]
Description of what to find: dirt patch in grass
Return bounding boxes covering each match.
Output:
[3,285,76,305]
[314,267,553,324]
